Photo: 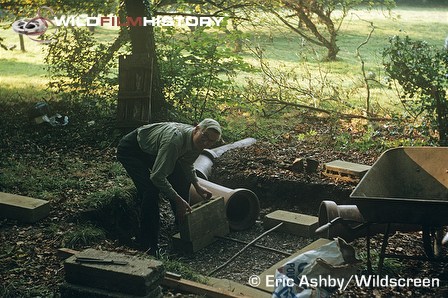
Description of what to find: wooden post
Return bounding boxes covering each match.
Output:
[19,34,25,52]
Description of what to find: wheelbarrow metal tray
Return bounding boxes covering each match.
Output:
[350,147,448,226]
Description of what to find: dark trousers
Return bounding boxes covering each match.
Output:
[116,130,190,251]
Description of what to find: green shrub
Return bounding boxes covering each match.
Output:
[383,35,448,145]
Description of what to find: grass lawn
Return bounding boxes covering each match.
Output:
[233,6,447,114]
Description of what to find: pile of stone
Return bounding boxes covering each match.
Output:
[60,248,165,298]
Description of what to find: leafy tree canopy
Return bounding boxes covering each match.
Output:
[0,0,118,16]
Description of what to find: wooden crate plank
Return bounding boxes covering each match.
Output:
[162,276,251,298]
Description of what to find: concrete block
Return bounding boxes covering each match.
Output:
[0,192,50,223]
[263,210,318,237]
[323,160,371,182]
[179,196,229,242]
[64,249,165,296]
[59,282,162,298]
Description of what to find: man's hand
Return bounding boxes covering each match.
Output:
[174,195,192,223]
[194,184,212,200]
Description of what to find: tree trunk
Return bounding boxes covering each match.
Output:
[434,88,448,146]
[278,0,340,61]
[326,45,338,61]
[19,34,25,52]
[124,0,165,121]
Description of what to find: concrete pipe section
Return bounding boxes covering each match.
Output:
[317,200,365,242]
[190,178,260,231]
[193,149,218,180]
[193,138,257,180]
[317,200,420,242]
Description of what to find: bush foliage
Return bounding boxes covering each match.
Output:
[383,35,448,145]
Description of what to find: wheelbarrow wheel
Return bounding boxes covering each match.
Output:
[422,226,444,259]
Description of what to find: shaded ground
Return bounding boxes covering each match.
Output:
[1,101,447,297]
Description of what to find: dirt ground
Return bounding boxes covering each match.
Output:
[1,105,447,297]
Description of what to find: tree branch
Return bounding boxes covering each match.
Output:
[263,98,392,121]
[269,9,323,47]
[82,28,129,84]
[356,21,375,116]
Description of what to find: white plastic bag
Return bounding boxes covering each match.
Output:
[272,238,359,298]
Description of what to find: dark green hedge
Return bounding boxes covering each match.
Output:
[396,0,448,6]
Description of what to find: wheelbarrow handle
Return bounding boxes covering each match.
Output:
[315,217,343,234]
[315,217,368,235]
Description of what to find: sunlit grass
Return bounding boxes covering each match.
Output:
[232,6,448,117]
[0,21,120,99]
[1,6,447,113]
[1,25,50,99]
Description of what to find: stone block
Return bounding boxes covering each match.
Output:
[64,249,165,296]
[179,196,229,242]
[323,160,371,182]
[263,210,318,237]
[0,192,50,223]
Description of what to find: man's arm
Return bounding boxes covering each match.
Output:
[178,153,212,200]
[149,141,179,200]
[150,140,192,222]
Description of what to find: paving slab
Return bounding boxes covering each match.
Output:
[0,192,50,223]
[263,210,319,237]
[64,248,164,296]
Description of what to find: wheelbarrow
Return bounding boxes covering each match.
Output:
[349,147,448,273]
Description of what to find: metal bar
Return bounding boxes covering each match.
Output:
[209,223,284,276]
[366,224,372,274]
[377,223,391,275]
[215,235,291,257]
[383,253,448,263]
[382,253,435,262]
[75,257,129,266]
